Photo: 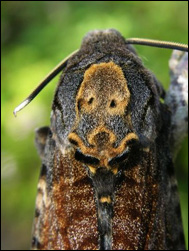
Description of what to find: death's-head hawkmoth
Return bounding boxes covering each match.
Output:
[14,29,188,250]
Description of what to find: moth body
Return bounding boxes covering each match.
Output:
[31,29,185,250]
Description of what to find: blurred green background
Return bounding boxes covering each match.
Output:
[1,1,188,250]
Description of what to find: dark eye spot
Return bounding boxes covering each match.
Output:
[110,99,116,108]
[77,99,82,111]
[75,150,100,165]
[88,97,94,105]
[108,147,129,166]
[69,138,78,146]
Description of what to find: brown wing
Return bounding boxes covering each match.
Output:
[31,128,99,250]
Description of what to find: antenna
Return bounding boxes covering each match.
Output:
[13,50,78,116]
[125,38,188,52]
[14,37,188,116]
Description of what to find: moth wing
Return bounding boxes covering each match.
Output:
[31,127,54,250]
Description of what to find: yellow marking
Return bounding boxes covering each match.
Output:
[75,61,130,116]
[143,147,150,152]
[69,132,138,168]
[37,178,46,191]
[36,178,50,207]
[112,132,138,156]
[68,132,90,152]
[69,131,137,156]
[36,190,43,209]
[111,167,118,175]
[99,157,109,167]
[88,165,96,174]
[100,196,112,204]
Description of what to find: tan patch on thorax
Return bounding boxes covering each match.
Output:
[100,196,112,204]
[76,61,130,117]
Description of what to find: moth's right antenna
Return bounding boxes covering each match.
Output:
[13,50,78,116]
[125,38,188,52]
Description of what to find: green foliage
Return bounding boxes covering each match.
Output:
[1,1,188,249]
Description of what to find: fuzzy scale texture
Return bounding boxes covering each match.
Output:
[31,29,186,250]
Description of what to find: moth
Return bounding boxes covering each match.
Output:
[14,29,188,250]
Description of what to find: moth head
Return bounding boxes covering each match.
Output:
[13,29,186,171]
[13,29,187,117]
[50,31,166,171]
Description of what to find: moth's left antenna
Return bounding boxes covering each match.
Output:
[13,50,78,117]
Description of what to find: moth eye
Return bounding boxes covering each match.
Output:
[88,97,94,105]
[110,99,117,108]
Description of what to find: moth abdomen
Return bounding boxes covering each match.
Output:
[89,167,116,250]
[98,200,113,250]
